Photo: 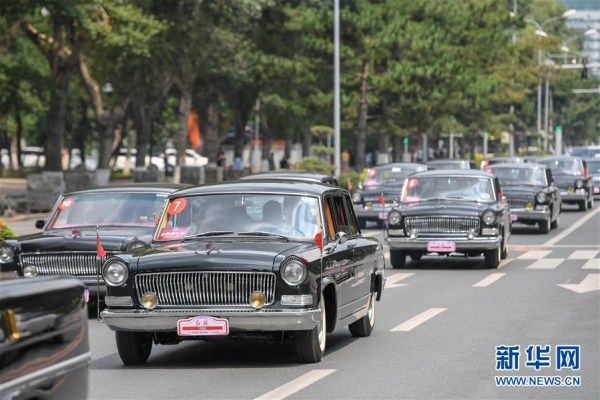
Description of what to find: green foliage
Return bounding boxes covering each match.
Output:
[0,221,17,239]
[338,170,361,190]
[297,157,332,174]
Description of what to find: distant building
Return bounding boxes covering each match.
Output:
[560,0,600,77]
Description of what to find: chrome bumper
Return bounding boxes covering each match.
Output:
[560,189,587,201]
[386,236,502,251]
[511,208,550,222]
[354,206,391,219]
[100,308,322,332]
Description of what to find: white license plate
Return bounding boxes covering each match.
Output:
[378,211,388,220]
[510,213,518,222]
[177,316,229,336]
[427,241,456,253]
[594,187,600,194]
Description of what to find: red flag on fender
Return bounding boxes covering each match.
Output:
[378,194,385,206]
[314,231,324,251]
[96,228,106,258]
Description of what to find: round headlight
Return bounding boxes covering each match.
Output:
[388,211,401,226]
[249,291,266,309]
[281,259,307,286]
[127,240,145,251]
[575,179,584,189]
[535,192,547,203]
[482,209,496,225]
[141,292,158,309]
[102,259,129,287]
[352,192,362,203]
[23,265,38,278]
[0,243,14,264]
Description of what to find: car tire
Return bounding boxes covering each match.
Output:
[500,234,508,260]
[296,295,326,363]
[390,250,407,269]
[588,196,594,209]
[579,199,588,212]
[484,245,501,269]
[348,291,376,337]
[116,331,153,365]
[551,215,559,230]
[538,218,550,234]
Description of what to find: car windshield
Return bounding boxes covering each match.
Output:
[156,193,321,241]
[538,159,582,175]
[363,165,424,188]
[47,192,168,229]
[401,176,495,203]
[586,160,600,175]
[489,167,547,186]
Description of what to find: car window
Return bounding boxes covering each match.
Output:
[538,159,582,175]
[586,160,600,175]
[402,176,495,203]
[490,167,547,186]
[324,195,357,238]
[363,165,424,188]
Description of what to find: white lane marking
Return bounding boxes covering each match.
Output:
[255,369,336,400]
[385,272,414,288]
[543,206,600,246]
[518,250,552,260]
[557,274,600,294]
[473,273,506,287]
[498,258,514,269]
[568,250,599,260]
[391,308,447,332]
[510,245,600,248]
[526,258,563,269]
[582,259,600,270]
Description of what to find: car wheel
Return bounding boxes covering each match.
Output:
[116,331,153,365]
[588,196,594,209]
[551,215,559,230]
[538,218,550,234]
[579,199,588,212]
[296,295,326,363]
[348,291,376,337]
[409,253,422,261]
[500,234,508,260]
[484,245,501,269]
[390,250,407,269]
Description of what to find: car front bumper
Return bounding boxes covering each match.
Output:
[510,208,550,222]
[386,235,502,251]
[100,307,322,332]
[560,189,587,202]
[354,205,392,220]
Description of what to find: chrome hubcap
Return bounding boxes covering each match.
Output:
[318,300,326,352]
[368,293,376,328]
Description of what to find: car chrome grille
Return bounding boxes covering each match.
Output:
[404,216,480,236]
[135,271,277,307]
[506,195,534,209]
[19,252,112,276]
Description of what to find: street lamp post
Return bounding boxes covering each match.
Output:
[333,0,341,177]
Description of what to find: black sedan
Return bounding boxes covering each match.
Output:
[0,277,89,400]
[352,163,427,228]
[584,158,600,198]
[538,156,594,211]
[0,183,188,299]
[100,180,385,364]
[487,163,561,233]
[386,170,510,269]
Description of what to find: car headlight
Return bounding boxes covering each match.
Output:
[352,192,362,203]
[535,192,547,204]
[0,243,14,264]
[575,179,584,189]
[388,210,402,226]
[280,258,307,286]
[127,240,146,251]
[481,209,496,225]
[102,259,129,287]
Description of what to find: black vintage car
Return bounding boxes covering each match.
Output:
[487,163,561,233]
[0,277,90,400]
[352,163,427,228]
[240,171,339,186]
[584,158,600,198]
[538,156,594,211]
[426,159,471,170]
[0,184,187,298]
[100,180,385,364]
[386,170,510,269]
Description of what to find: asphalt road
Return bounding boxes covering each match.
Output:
[9,204,600,399]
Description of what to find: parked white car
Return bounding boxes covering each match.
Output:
[163,148,208,168]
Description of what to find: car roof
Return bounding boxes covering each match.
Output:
[538,156,582,161]
[240,171,334,182]
[171,179,345,198]
[427,159,469,164]
[65,183,190,196]
[370,162,426,169]
[488,163,546,169]
[409,169,495,178]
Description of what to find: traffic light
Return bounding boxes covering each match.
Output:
[403,137,409,144]
[555,125,561,134]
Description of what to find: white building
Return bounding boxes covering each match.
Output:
[561,1,600,78]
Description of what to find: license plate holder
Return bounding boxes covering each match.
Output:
[378,211,388,220]
[427,241,456,253]
[510,213,518,222]
[177,316,229,336]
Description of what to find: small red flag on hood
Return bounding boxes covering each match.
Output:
[347,178,353,191]
[314,231,324,251]
[378,194,385,206]
[96,229,106,258]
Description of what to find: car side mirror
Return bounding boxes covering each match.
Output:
[335,231,347,245]
[35,220,45,229]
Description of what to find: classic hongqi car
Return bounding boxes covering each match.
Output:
[352,163,427,228]
[385,170,510,269]
[0,277,90,400]
[584,158,600,198]
[100,180,385,364]
[0,184,187,301]
[538,156,594,211]
[241,171,339,186]
[487,163,561,233]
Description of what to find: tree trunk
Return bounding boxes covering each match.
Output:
[203,91,220,166]
[177,85,192,167]
[233,109,246,159]
[133,104,150,168]
[74,99,88,168]
[261,113,272,167]
[302,130,311,159]
[44,62,72,171]
[392,135,401,162]
[355,59,369,171]
[97,119,116,169]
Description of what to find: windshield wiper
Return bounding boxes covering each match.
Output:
[182,231,234,240]
[238,231,289,241]
[446,196,472,201]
